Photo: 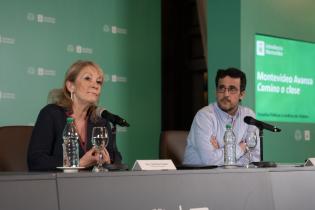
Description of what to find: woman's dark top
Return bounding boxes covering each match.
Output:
[27,104,122,171]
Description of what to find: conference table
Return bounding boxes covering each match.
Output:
[1,165,315,210]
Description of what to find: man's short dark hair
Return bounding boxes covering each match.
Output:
[215,67,246,91]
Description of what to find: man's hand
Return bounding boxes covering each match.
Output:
[210,136,219,149]
[239,141,247,153]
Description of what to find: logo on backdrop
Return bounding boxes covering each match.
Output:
[103,74,127,83]
[294,130,302,141]
[304,130,311,141]
[0,34,15,45]
[256,40,283,57]
[27,66,56,77]
[103,25,110,32]
[103,24,128,35]
[66,44,93,54]
[117,127,128,133]
[104,74,110,82]
[111,74,127,83]
[294,129,311,141]
[27,12,56,24]
[256,40,265,56]
[0,90,16,100]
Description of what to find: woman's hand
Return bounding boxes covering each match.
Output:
[97,147,111,165]
[79,147,110,168]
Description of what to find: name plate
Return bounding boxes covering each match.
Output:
[304,157,315,166]
[132,159,176,171]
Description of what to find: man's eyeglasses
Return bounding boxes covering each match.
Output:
[216,86,239,94]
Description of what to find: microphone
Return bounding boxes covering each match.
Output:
[244,116,281,132]
[96,107,130,127]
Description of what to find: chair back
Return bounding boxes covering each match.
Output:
[0,126,33,171]
[159,130,189,166]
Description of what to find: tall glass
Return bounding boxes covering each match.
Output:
[91,126,109,172]
[244,130,257,168]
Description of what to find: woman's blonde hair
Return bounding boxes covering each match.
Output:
[48,60,104,118]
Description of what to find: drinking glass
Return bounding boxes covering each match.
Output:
[244,130,257,168]
[91,126,109,172]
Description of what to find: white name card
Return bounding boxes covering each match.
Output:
[132,159,176,171]
[304,158,315,166]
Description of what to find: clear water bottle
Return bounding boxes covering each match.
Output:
[62,117,79,167]
[224,124,236,166]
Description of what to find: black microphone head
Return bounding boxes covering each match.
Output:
[244,116,255,125]
[244,115,281,132]
[96,107,106,118]
[96,107,130,127]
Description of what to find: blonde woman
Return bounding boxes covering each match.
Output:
[28,60,122,171]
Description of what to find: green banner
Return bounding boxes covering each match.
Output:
[255,34,315,123]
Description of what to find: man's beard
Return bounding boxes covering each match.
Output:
[218,98,237,114]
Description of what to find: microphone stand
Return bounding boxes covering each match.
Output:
[111,123,117,163]
[107,123,129,171]
[259,128,264,161]
[253,127,277,168]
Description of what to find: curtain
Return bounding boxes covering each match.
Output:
[196,0,207,67]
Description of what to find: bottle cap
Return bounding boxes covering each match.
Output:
[66,117,74,123]
[226,124,232,129]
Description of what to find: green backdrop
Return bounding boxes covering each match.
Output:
[0,0,161,168]
[208,0,315,163]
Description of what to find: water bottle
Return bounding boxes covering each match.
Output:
[62,117,79,167]
[224,124,236,166]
